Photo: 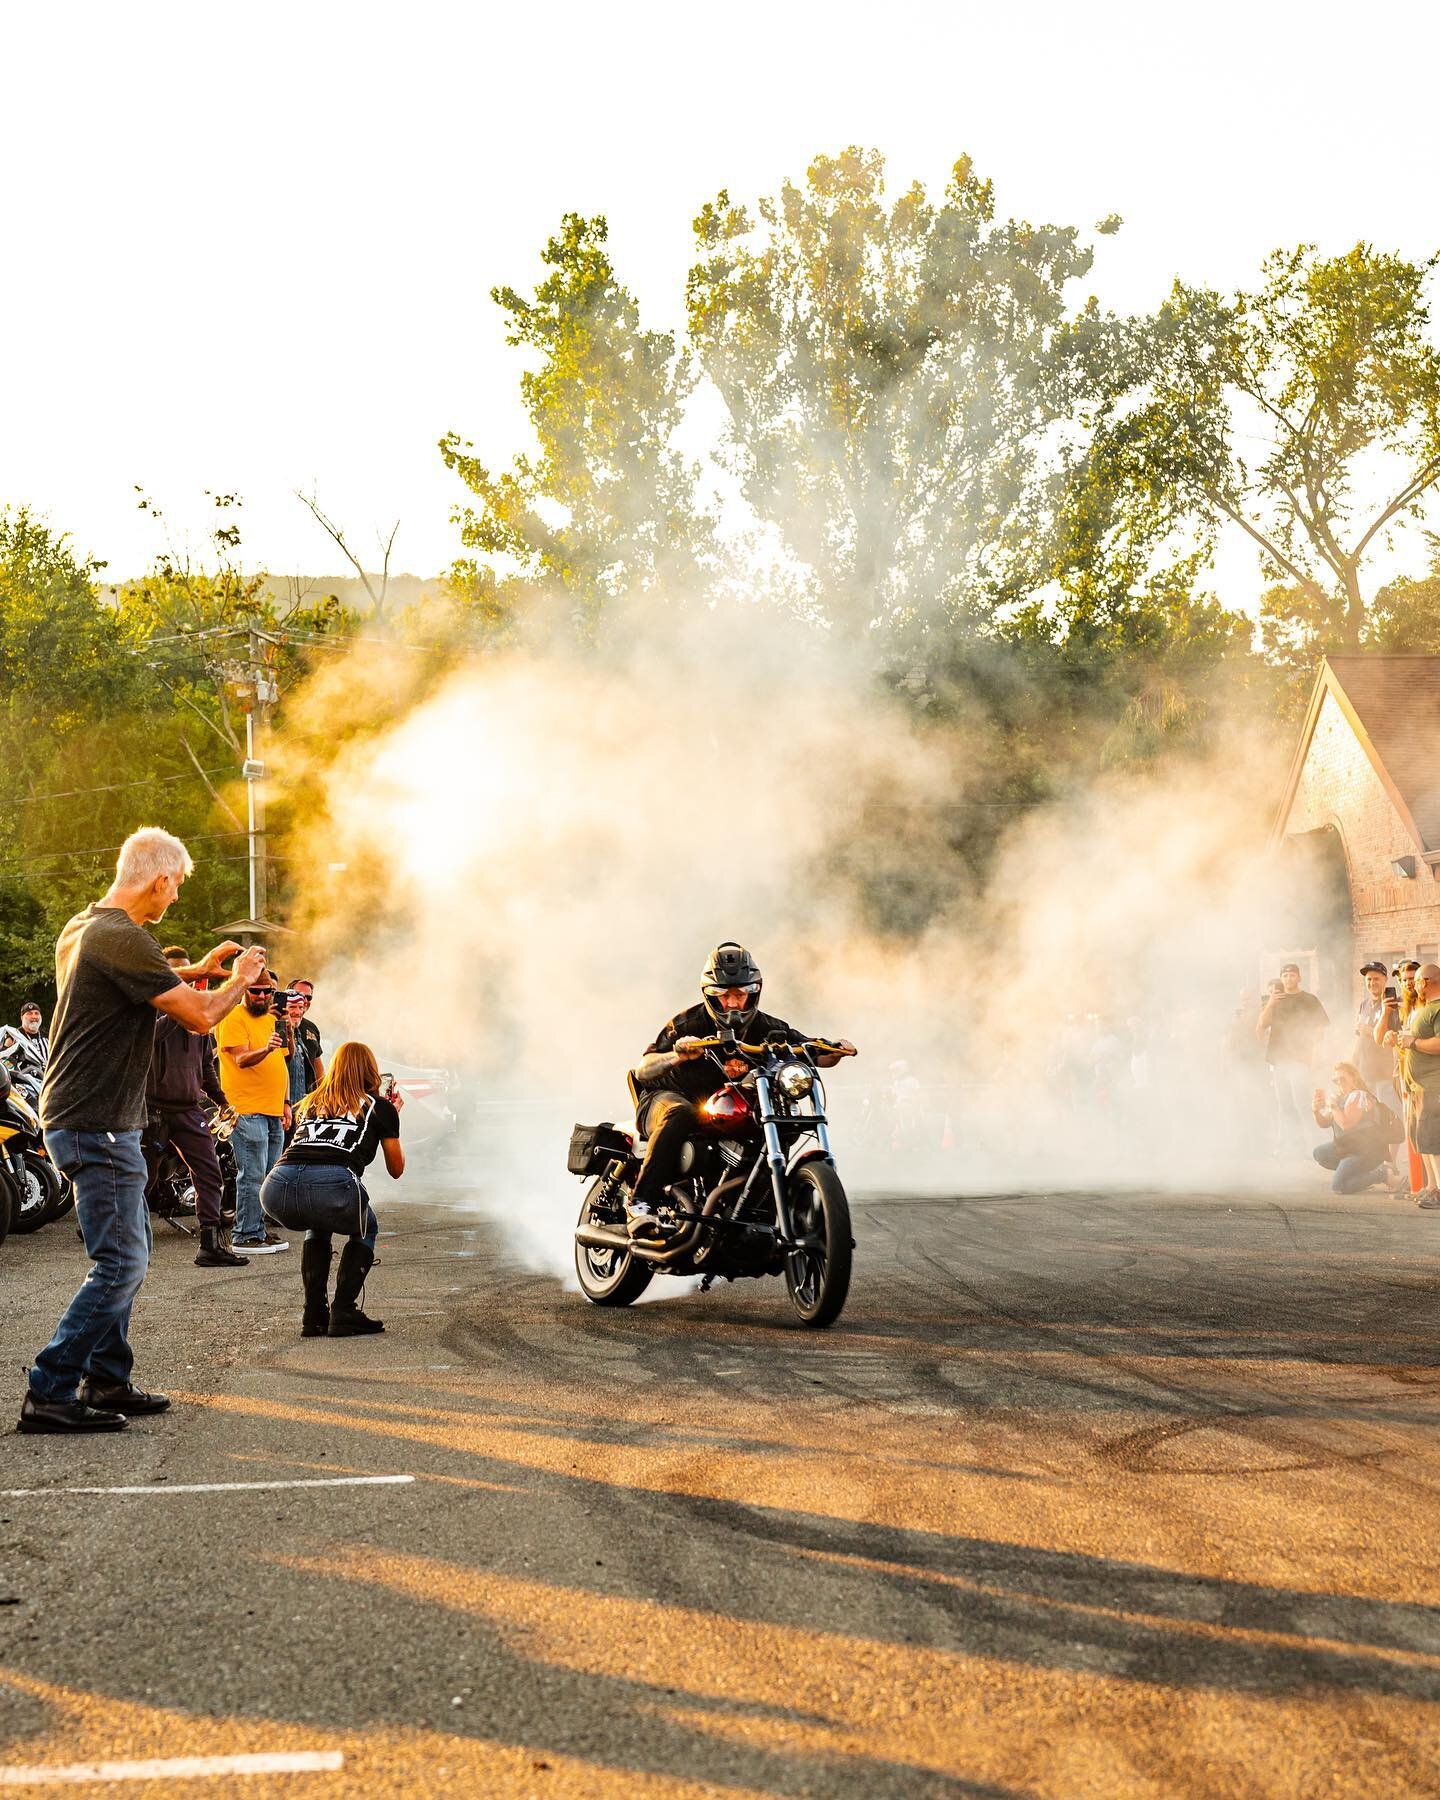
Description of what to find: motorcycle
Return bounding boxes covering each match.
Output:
[145,1104,238,1225]
[0,1062,64,1234]
[569,1031,858,1328]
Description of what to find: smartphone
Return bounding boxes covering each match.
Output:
[1385,986,1398,1002]
[378,1073,397,1101]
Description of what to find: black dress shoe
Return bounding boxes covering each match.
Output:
[17,1392,127,1434]
[77,1380,170,1416]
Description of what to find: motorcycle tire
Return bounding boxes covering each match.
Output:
[27,1152,65,1228]
[784,1160,853,1328]
[574,1181,653,1307]
[10,1152,56,1234]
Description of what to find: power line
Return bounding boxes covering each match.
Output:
[17,767,232,805]
[10,829,250,865]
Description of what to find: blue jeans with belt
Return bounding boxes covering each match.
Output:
[29,1129,151,1402]
[260,1161,378,1250]
[230,1112,285,1241]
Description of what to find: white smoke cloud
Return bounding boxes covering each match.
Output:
[272,593,1339,1294]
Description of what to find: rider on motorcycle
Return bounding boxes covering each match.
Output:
[0,1003,49,1102]
[626,942,854,1239]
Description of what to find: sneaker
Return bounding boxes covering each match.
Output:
[1417,1190,1440,1209]
[232,1232,290,1254]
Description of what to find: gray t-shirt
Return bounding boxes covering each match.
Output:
[40,906,181,1133]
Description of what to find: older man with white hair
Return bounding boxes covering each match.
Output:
[19,828,266,1434]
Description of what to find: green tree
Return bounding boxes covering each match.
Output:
[440,214,716,636]
[687,148,1116,640]
[1113,243,1440,650]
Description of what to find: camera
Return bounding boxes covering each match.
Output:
[270,988,300,1017]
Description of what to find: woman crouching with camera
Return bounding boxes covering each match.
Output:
[260,1042,402,1338]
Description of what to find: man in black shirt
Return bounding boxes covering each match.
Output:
[21,828,265,1435]
[626,942,853,1238]
[1257,962,1329,1153]
[146,945,247,1269]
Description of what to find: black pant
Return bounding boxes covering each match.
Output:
[631,1091,699,1207]
[143,1106,225,1229]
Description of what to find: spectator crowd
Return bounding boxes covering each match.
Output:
[15,826,405,1438]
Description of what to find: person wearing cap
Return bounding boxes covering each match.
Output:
[1377,961,1426,1194]
[1353,962,1396,1090]
[1257,964,1329,1153]
[1392,964,1440,1207]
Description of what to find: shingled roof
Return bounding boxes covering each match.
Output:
[1275,655,1440,850]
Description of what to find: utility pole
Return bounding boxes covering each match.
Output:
[241,626,278,923]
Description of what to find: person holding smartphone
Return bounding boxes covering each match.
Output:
[259,1041,403,1337]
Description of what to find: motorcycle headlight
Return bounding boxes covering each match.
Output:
[776,1063,814,1101]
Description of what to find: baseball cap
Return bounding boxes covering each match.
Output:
[1279,962,1301,976]
[1360,961,1387,976]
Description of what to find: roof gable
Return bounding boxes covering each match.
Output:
[1274,655,1440,851]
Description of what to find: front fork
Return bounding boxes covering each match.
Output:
[756,1075,798,1243]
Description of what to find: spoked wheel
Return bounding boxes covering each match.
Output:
[574,1180,653,1307]
[10,1153,58,1234]
[784,1160,853,1328]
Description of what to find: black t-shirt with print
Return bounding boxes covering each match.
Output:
[41,905,181,1132]
[637,1003,804,1108]
[280,1094,400,1174]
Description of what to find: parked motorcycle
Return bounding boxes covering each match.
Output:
[145,1105,238,1224]
[0,1063,63,1233]
[569,1031,858,1327]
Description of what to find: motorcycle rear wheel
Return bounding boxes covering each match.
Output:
[574,1181,653,1307]
[784,1160,852,1328]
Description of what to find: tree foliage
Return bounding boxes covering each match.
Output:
[1108,243,1440,650]
[440,213,715,638]
[687,149,1112,638]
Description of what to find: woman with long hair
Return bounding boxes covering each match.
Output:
[1310,1059,1400,1194]
[259,1041,403,1336]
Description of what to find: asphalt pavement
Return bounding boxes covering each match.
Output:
[1,1172,1438,1797]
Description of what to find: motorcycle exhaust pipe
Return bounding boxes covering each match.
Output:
[575,1220,706,1265]
[575,1223,631,1251]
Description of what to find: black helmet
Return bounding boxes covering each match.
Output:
[701,942,763,1031]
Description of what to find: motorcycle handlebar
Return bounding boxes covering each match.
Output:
[684,1035,856,1059]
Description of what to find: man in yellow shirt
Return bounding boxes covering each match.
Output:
[216,970,290,1254]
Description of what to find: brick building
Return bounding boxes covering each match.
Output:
[1273,655,1440,1011]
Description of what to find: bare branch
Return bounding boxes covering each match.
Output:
[296,489,391,616]
[1352,457,1440,562]
[1211,496,1329,603]
[180,734,244,830]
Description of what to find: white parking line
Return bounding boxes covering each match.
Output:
[0,1475,414,1499]
[0,1751,343,1785]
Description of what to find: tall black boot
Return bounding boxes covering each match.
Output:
[301,1239,333,1337]
[328,1241,383,1336]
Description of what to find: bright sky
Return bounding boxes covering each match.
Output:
[4,0,1438,599]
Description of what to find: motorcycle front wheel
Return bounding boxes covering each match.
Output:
[574,1181,653,1307]
[784,1160,853,1328]
[10,1151,57,1234]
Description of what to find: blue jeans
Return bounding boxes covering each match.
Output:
[261,1162,378,1250]
[30,1129,151,1402]
[230,1113,285,1241]
[1314,1138,1386,1194]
